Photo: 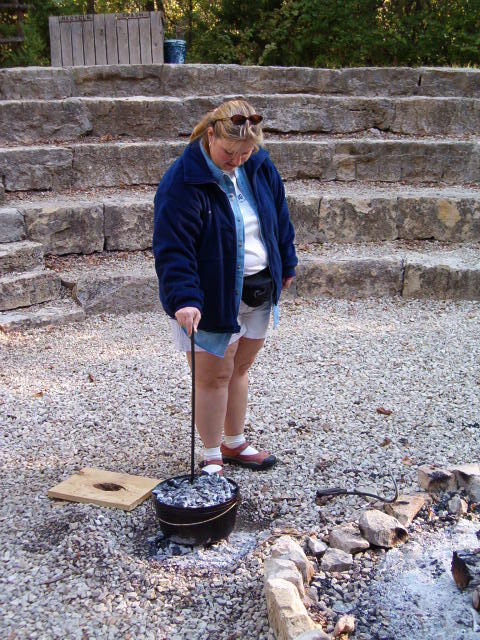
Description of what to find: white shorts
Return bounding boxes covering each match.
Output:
[170,300,271,352]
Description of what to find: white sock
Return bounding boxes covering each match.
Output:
[202,446,222,474]
[224,434,258,456]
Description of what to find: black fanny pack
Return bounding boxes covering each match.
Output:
[242,267,273,307]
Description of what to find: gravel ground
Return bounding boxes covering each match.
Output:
[1,297,479,639]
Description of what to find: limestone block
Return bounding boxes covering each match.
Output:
[403,261,480,301]
[0,182,4,204]
[450,464,480,502]
[417,465,457,492]
[72,142,184,188]
[0,67,75,100]
[23,202,104,255]
[358,510,408,548]
[329,523,370,555]
[0,208,25,243]
[385,493,430,526]
[265,578,317,640]
[264,557,306,599]
[0,147,73,191]
[296,256,404,299]
[473,586,480,611]
[0,301,85,333]
[70,272,160,315]
[391,98,480,136]
[321,548,353,572]
[336,67,419,96]
[0,99,92,144]
[270,535,315,583]
[396,197,480,242]
[419,68,480,98]
[287,195,321,244]
[0,270,61,311]
[0,241,43,275]
[318,197,397,242]
[104,197,153,251]
[267,141,336,181]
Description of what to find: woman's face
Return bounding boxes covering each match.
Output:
[207,128,255,172]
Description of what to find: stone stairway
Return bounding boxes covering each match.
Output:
[0,64,479,331]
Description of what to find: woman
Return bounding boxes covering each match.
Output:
[153,99,297,475]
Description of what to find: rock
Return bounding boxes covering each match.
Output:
[417,465,457,492]
[0,241,44,275]
[265,577,317,640]
[0,208,25,243]
[450,464,480,502]
[0,146,73,191]
[23,201,104,255]
[473,587,480,611]
[295,256,404,299]
[287,195,322,245]
[333,615,355,637]
[0,301,85,333]
[0,270,61,312]
[306,536,328,557]
[451,550,480,589]
[448,495,468,516]
[329,523,369,555]
[403,260,480,301]
[104,196,153,251]
[68,271,160,315]
[264,557,306,599]
[358,509,408,548]
[384,493,430,526]
[270,536,315,583]
[321,548,353,573]
[294,629,331,640]
[318,196,397,243]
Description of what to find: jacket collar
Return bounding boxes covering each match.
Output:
[183,138,268,185]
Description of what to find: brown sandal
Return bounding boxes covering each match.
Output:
[220,442,277,471]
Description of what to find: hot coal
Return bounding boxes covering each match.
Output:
[152,474,234,508]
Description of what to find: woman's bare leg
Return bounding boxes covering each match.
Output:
[186,341,238,447]
[224,337,265,437]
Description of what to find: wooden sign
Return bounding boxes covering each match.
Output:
[48,467,161,511]
[49,11,164,66]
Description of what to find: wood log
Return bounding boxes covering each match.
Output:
[451,549,480,589]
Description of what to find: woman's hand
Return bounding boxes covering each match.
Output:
[282,277,295,289]
[175,307,201,336]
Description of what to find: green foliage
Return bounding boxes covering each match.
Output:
[1,0,479,68]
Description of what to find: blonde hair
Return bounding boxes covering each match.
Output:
[190,99,264,151]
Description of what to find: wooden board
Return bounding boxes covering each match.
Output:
[48,16,62,67]
[94,14,107,65]
[83,18,95,66]
[48,467,161,511]
[116,18,129,64]
[139,16,152,64]
[128,18,141,64]
[71,21,84,66]
[59,21,73,66]
[150,11,164,63]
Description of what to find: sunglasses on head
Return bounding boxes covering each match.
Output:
[213,114,263,126]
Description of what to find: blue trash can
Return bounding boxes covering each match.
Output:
[164,39,186,64]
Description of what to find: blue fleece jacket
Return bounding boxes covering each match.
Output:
[153,139,297,334]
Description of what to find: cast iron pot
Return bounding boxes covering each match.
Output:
[152,474,240,546]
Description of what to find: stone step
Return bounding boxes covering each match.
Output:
[1,65,479,100]
[5,184,480,255]
[0,299,85,333]
[48,243,480,322]
[295,241,480,300]
[2,95,480,144]
[0,268,62,312]
[1,138,479,193]
[0,240,44,275]
[0,206,25,242]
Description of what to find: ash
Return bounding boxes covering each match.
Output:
[152,474,234,508]
[149,530,264,571]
